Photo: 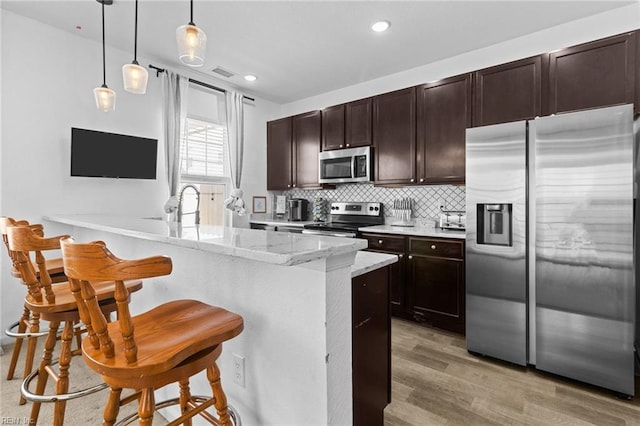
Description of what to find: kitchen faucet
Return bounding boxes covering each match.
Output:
[177,184,201,224]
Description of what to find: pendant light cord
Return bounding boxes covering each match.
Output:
[133,0,139,63]
[101,0,106,87]
[189,0,195,26]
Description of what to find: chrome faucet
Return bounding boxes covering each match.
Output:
[177,184,201,224]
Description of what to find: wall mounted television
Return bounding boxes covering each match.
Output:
[71,127,158,179]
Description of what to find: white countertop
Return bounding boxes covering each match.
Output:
[44,215,367,266]
[351,251,398,278]
[359,224,466,239]
[249,217,316,227]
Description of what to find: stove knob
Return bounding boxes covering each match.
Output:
[374,207,379,211]
[369,206,374,211]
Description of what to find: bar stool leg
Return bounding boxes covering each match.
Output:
[103,387,122,426]
[29,319,59,422]
[207,362,232,426]
[74,320,83,350]
[138,388,155,426]
[21,311,41,405]
[6,305,30,380]
[179,379,193,426]
[52,320,74,426]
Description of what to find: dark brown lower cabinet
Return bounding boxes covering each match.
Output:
[360,234,406,315]
[408,237,465,334]
[352,266,391,426]
[362,232,465,335]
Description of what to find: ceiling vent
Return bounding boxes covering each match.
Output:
[211,67,235,78]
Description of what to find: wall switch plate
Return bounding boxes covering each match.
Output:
[232,353,245,387]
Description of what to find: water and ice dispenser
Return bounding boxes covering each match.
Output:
[477,203,512,246]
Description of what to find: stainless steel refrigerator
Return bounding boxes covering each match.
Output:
[465,104,637,397]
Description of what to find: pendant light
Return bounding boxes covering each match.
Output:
[93,0,115,112]
[122,0,148,94]
[176,0,207,67]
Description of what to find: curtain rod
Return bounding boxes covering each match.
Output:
[148,64,255,102]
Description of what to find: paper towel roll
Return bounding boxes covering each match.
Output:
[276,195,287,215]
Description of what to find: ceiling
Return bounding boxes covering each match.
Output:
[1,1,634,104]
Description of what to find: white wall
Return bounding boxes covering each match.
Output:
[0,10,278,343]
[279,3,640,117]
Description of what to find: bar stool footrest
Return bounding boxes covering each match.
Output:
[114,396,241,426]
[20,358,108,403]
[5,321,49,338]
[5,320,85,338]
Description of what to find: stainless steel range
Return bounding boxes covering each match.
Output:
[302,202,383,238]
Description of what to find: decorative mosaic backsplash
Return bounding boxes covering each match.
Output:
[278,183,465,224]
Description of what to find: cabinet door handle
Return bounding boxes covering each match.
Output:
[398,254,403,259]
[378,239,383,245]
[346,143,350,147]
[410,178,415,183]
[287,184,291,188]
[293,184,296,187]
[420,178,425,182]
[431,244,436,250]
[408,255,413,260]
[339,144,344,148]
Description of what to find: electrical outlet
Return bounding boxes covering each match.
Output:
[232,353,245,387]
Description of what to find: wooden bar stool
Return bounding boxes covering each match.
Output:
[60,237,244,426]
[7,225,143,426]
[0,217,68,404]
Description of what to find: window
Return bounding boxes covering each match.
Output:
[181,117,226,181]
[179,116,229,226]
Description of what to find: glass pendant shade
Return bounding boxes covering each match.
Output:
[176,24,207,67]
[93,85,116,112]
[122,62,149,94]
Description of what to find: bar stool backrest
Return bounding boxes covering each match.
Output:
[1,217,33,271]
[6,225,68,304]
[60,237,172,363]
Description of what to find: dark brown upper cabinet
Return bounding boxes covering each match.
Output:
[345,97,373,148]
[373,87,417,185]
[321,104,345,151]
[267,111,321,190]
[292,110,322,189]
[547,32,637,115]
[321,98,372,151]
[266,117,293,190]
[417,74,471,184]
[473,55,543,127]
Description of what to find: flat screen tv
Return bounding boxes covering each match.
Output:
[71,127,158,179]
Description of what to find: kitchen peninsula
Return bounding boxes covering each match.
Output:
[43,215,396,425]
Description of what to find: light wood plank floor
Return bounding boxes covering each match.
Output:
[385,318,640,426]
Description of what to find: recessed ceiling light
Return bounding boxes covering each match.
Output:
[244,75,257,82]
[371,20,390,33]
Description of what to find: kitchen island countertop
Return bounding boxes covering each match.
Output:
[44,214,366,266]
[351,251,398,277]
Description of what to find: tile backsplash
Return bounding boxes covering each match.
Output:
[277,183,465,224]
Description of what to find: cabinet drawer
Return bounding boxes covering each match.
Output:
[362,234,406,252]
[409,238,463,259]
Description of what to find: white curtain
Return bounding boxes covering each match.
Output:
[161,71,189,217]
[223,91,246,216]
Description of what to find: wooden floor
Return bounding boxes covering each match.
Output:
[384,318,640,426]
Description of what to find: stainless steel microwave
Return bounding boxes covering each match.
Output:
[318,146,372,184]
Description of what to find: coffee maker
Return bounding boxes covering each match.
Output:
[288,198,309,221]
